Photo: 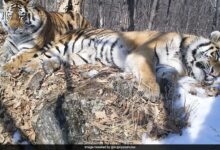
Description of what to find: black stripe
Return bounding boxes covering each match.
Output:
[105,47,111,64]
[88,39,95,47]
[81,18,85,27]
[44,44,50,50]
[191,42,212,56]
[72,29,85,53]
[197,42,212,48]
[72,60,76,65]
[76,54,89,64]
[110,39,119,67]
[27,13,31,21]
[68,11,75,20]
[44,42,53,50]
[22,38,34,44]
[94,38,105,58]
[31,13,35,21]
[80,37,86,50]
[55,46,61,53]
[92,29,106,36]
[190,70,195,78]
[44,53,52,58]
[198,46,214,56]
[166,43,169,56]
[154,44,159,65]
[34,7,41,13]
[180,37,187,50]
[9,41,17,50]
[100,40,109,59]
[190,42,212,65]
[63,42,69,55]
[85,30,99,38]
[209,46,214,50]
[9,50,16,55]
[76,31,95,53]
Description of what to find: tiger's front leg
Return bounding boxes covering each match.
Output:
[126,52,161,102]
[2,48,38,74]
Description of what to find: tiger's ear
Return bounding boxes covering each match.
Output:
[210,31,220,43]
[3,0,12,5]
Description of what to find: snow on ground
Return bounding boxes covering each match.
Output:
[12,130,29,144]
[12,131,21,144]
[143,77,220,144]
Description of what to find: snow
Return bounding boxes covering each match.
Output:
[88,70,99,78]
[143,77,220,144]
[12,130,29,144]
[12,131,21,144]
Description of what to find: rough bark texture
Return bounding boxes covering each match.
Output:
[58,0,84,13]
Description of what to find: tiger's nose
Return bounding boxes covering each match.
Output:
[9,20,21,32]
[210,70,220,77]
[11,26,18,32]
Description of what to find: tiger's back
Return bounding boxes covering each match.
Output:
[48,11,91,41]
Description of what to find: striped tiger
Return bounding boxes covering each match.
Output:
[17,28,220,100]
[0,0,91,73]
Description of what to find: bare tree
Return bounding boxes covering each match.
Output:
[148,0,159,30]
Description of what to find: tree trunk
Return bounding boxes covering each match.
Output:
[58,0,84,13]
[148,0,159,30]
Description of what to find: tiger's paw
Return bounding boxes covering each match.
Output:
[22,58,44,74]
[0,66,11,77]
[137,84,162,103]
[42,59,61,75]
[1,62,20,75]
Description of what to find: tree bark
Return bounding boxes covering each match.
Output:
[58,0,84,13]
[148,0,159,30]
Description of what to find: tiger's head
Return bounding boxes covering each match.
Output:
[193,58,220,85]
[186,33,220,85]
[1,0,42,35]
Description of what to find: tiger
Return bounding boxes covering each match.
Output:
[0,0,91,73]
[8,28,219,101]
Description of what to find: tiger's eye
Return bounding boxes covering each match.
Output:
[196,62,206,69]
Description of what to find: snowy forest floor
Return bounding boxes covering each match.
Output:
[144,77,220,144]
